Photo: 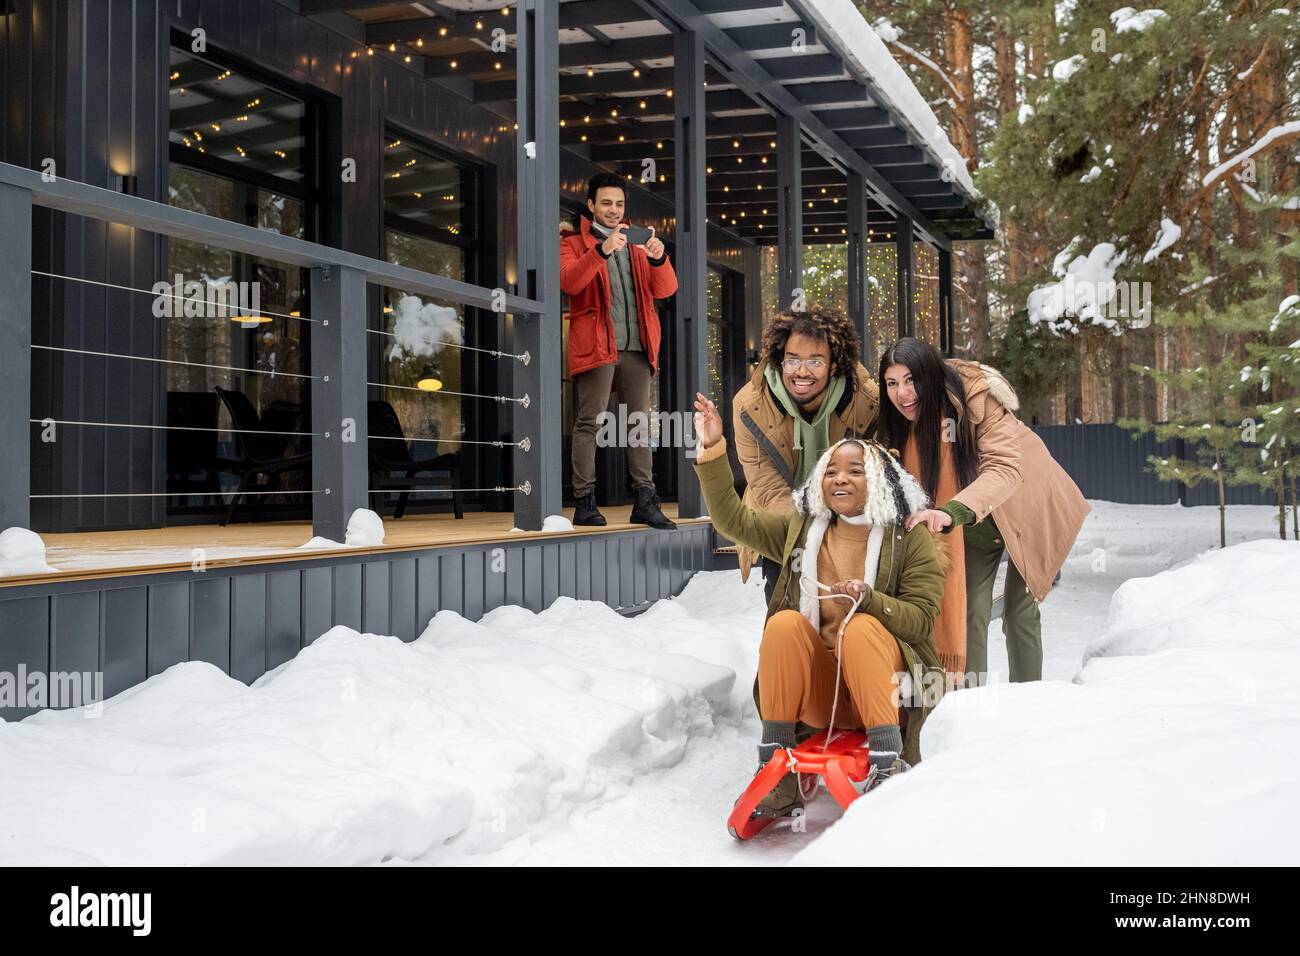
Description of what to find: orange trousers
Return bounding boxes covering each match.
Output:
[758,610,906,729]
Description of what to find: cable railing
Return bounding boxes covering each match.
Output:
[0,160,553,540]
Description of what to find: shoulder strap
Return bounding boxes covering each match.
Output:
[740,408,796,489]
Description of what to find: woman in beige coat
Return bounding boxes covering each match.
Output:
[875,337,1090,683]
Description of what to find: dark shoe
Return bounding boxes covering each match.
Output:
[629,486,676,529]
[573,493,606,527]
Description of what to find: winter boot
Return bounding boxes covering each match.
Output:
[857,724,910,794]
[752,742,803,819]
[573,493,606,527]
[629,486,676,529]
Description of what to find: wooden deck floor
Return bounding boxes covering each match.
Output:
[6,505,707,587]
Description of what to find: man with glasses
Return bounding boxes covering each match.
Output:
[730,306,880,600]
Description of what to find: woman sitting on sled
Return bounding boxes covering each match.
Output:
[692,393,947,821]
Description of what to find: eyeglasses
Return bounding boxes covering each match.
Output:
[782,356,827,372]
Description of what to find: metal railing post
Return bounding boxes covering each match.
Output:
[0,183,32,530]
[309,264,369,541]
[673,26,709,518]
[512,0,562,530]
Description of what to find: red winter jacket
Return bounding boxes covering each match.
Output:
[559,215,678,377]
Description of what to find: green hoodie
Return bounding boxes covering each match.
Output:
[762,365,846,484]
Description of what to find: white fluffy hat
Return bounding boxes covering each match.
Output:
[791,438,929,525]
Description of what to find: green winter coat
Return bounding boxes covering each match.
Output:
[695,446,948,762]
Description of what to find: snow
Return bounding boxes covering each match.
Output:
[0,528,56,577]
[799,0,981,202]
[1017,103,1035,124]
[796,535,1300,866]
[1109,8,1168,33]
[1027,241,1129,330]
[870,16,899,43]
[1202,120,1300,188]
[1052,55,1086,83]
[1079,166,1102,184]
[1,502,1290,866]
[300,508,385,550]
[386,294,463,361]
[1142,216,1182,263]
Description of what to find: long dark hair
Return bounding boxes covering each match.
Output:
[875,337,979,499]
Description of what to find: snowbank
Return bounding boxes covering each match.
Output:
[0,572,761,865]
[0,528,56,577]
[792,539,1300,866]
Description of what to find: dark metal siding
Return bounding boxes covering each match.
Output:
[1034,424,1274,507]
[0,523,715,721]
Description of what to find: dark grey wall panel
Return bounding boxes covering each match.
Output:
[0,596,49,720]
[302,567,333,646]
[575,540,592,601]
[524,545,543,613]
[51,591,100,680]
[502,547,522,609]
[541,543,559,609]
[230,574,268,685]
[362,562,390,636]
[147,582,189,677]
[415,557,440,638]
[102,587,147,698]
[439,552,464,618]
[619,538,635,609]
[389,558,417,643]
[332,564,362,631]
[191,578,231,673]
[558,541,576,600]
[464,550,486,622]
[266,571,302,670]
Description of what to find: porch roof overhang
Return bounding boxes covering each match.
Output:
[304,0,994,247]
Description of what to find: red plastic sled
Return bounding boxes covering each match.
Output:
[727,730,872,840]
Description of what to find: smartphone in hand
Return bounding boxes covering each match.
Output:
[621,225,653,245]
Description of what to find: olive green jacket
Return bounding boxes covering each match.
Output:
[696,443,947,761]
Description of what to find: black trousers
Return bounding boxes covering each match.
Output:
[761,556,782,606]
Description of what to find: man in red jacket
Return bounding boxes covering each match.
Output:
[560,173,678,528]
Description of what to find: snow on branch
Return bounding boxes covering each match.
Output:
[1201,120,1300,189]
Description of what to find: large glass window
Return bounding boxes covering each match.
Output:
[165,49,318,518]
[866,240,899,365]
[913,241,942,348]
[377,134,483,507]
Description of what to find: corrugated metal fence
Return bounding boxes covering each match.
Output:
[1033,424,1275,506]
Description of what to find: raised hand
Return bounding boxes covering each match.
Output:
[692,392,723,449]
[643,226,664,260]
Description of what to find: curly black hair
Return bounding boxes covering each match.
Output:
[759,305,861,383]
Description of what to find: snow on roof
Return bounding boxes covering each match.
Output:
[790,0,983,206]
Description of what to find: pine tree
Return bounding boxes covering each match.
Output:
[1124,173,1298,546]
[1233,181,1300,539]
